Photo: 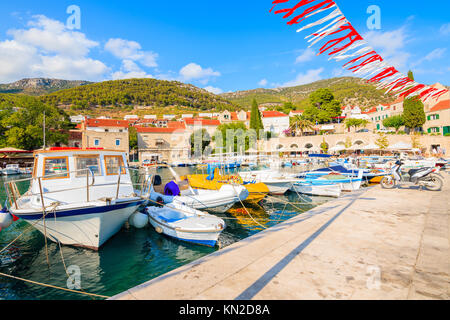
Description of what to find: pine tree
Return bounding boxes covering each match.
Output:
[249,99,264,136]
[402,70,426,133]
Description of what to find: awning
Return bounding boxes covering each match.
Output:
[321,125,335,131]
[388,142,413,150]
[0,147,32,153]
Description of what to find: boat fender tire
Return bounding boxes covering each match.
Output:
[155,226,163,234]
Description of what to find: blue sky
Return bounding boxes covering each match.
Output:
[0,0,449,93]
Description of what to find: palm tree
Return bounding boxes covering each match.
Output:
[290,115,314,137]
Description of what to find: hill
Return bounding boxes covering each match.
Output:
[40,78,238,112]
[0,78,91,96]
[221,77,396,110]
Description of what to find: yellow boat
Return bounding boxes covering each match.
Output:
[183,169,269,204]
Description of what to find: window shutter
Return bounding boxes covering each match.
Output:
[436,114,440,120]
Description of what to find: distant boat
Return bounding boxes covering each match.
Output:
[2,164,21,176]
[239,170,302,195]
[146,202,225,247]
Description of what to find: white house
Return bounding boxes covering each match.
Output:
[143,115,157,120]
[163,114,176,120]
[70,115,86,123]
[262,111,290,136]
[124,115,139,121]
[181,114,194,119]
[341,106,370,120]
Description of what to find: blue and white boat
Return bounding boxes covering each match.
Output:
[146,202,225,247]
[5,148,145,250]
[290,181,342,198]
[300,170,364,192]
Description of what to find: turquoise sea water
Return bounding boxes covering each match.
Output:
[0,167,328,300]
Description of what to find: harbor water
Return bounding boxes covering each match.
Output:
[0,166,331,300]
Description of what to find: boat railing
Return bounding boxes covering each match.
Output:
[4,166,152,211]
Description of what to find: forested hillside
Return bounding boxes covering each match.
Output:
[221,77,396,110]
[41,79,238,111]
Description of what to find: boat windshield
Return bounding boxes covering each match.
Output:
[43,157,69,179]
[75,155,102,177]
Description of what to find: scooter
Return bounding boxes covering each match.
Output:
[380,160,444,191]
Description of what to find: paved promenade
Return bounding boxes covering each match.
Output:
[112,175,450,300]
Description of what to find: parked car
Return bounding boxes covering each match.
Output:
[357,129,369,133]
[377,128,395,133]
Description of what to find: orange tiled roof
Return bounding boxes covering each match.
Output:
[262,111,288,118]
[363,107,377,114]
[429,100,450,112]
[184,118,220,126]
[167,121,187,129]
[85,119,129,128]
[136,126,185,133]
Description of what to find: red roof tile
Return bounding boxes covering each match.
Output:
[85,119,129,128]
[429,100,450,112]
[184,118,220,126]
[167,121,187,129]
[363,107,377,114]
[136,126,185,133]
[262,111,288,118]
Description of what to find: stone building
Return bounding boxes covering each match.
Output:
[137,124,190,164]
[80,119,130,154]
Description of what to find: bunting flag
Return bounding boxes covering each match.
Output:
[270,0,449,102]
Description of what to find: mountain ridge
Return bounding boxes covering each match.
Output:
[0,78,92,95]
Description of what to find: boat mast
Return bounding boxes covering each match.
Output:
[43,110,46,150]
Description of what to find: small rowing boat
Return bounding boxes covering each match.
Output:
[146,202,225,247]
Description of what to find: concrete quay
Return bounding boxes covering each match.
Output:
[111,176,450,300]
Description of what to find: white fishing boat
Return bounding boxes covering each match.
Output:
[290,182,342,198]
[2,164,21,176]
[5,148,146,250]
[148,179,249,213]
[238,170,301,195]
[146,202,225,247]
[144,165,249,213]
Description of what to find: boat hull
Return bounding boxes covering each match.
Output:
[186,174,269,204]
[15,200,144,250]
[291,184,341,198]
[147,205,225,247]
[176,185,249,213]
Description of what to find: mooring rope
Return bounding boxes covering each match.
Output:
[0,272,110,299]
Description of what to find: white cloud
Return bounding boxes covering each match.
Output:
[105,38,158,68]
[279,68,324,88]
[204,86,223,95]
[364,27,411,71]
[258,78,268,87]
[0,15,108,82]
[111,59,153,80]
[411,48,446,68]
[9,15,98,58]
[295,48,315,64]
[422,48,446,61]
[179,63,220,83]
[440,23,450,35]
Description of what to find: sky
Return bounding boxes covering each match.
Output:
[0,0,449,94]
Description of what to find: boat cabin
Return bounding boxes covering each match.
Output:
[27,148,136,208]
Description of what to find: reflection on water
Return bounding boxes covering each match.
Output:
[0,166,327,300]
